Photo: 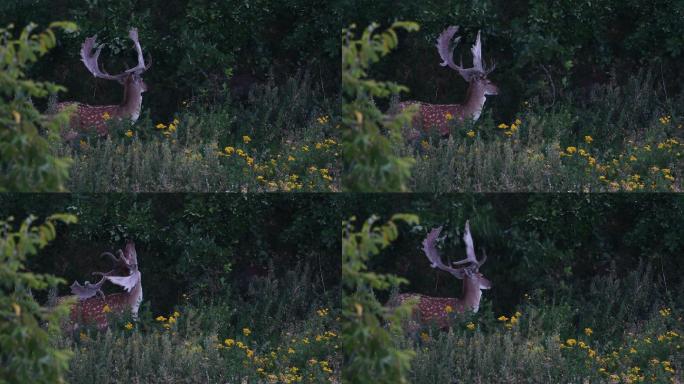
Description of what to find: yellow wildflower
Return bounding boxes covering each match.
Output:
[444,112,453,120]
[156,315,167,322]
[224,146,235,155]
[584,135,593,144]
[566,146,577,154]
[102,112,111,121]
[242,135,252,144]
[566,338,577,346]
[629,155,637,161]
[124,322,134,330]
[243,328,251,336]
[224,338,235,347]
[287,155,295,162]
[466,130,476,138]
[498,315,509,321]
[584,327,593,336]
[125,130,134,138]
[444,305,453,313]
[102,304,112,313]
[498,123,509,129]
[466,322,476,331]
[155,123,166,129]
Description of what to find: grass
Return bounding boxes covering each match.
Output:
[55,72,340,192]
[395,71,683,192]
[390,266,683,383]
[57,264,340,383]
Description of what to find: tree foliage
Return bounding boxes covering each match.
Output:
[0,22,76,191]
[342,22,418,192]
[0,213,77,384]
[342,214,418,383]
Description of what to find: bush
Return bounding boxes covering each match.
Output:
[0,22,76,191]
[341,22,418,192]
[0,213,77,384]
[60,265,340,383]
[342,214,418,383]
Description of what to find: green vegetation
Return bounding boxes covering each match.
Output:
[59,265,339,384]
[341,194,684,383]
[0,213,77,383]
[342,214,418,383]
[0,23,76,191]
[341,22,418,192]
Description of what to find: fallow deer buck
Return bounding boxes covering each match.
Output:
[399,26,498,137]
[56,241,143,330]
[56,28,150,138]
[388,221,491,331]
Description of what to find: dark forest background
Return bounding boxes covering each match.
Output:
[0,0,341,121]
[344,193,684,314]
[0,194,341,314]
[340,0,684,121]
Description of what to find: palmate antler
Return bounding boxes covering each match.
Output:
[80,28,151,83]
[70,241,141,299]
[422,220,487,279]
[436,26,495,81]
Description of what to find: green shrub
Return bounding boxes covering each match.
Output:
[0,22,76,191]
[342,22,418,192]
[61,263,340,384]
[342,214,419,384]
[0,213,77,384]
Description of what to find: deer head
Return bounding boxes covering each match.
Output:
[65,241,143,329]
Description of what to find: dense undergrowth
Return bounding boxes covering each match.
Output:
[57,72,340,192]
[59,264,340,383]
[402,266,683,383]
[404,71,683,192]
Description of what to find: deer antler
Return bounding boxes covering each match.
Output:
[80,28,149,82]
[423,221,486,280]
[436,26,494,81]
[452,220,486,267]
[423,226,466,279]
[125,28,151,74]
[105,241,140,292]
[70,279,106,300]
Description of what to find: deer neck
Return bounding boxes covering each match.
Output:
[461,277,483,312]
[120,82,143,122]
[463,83,487,121]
